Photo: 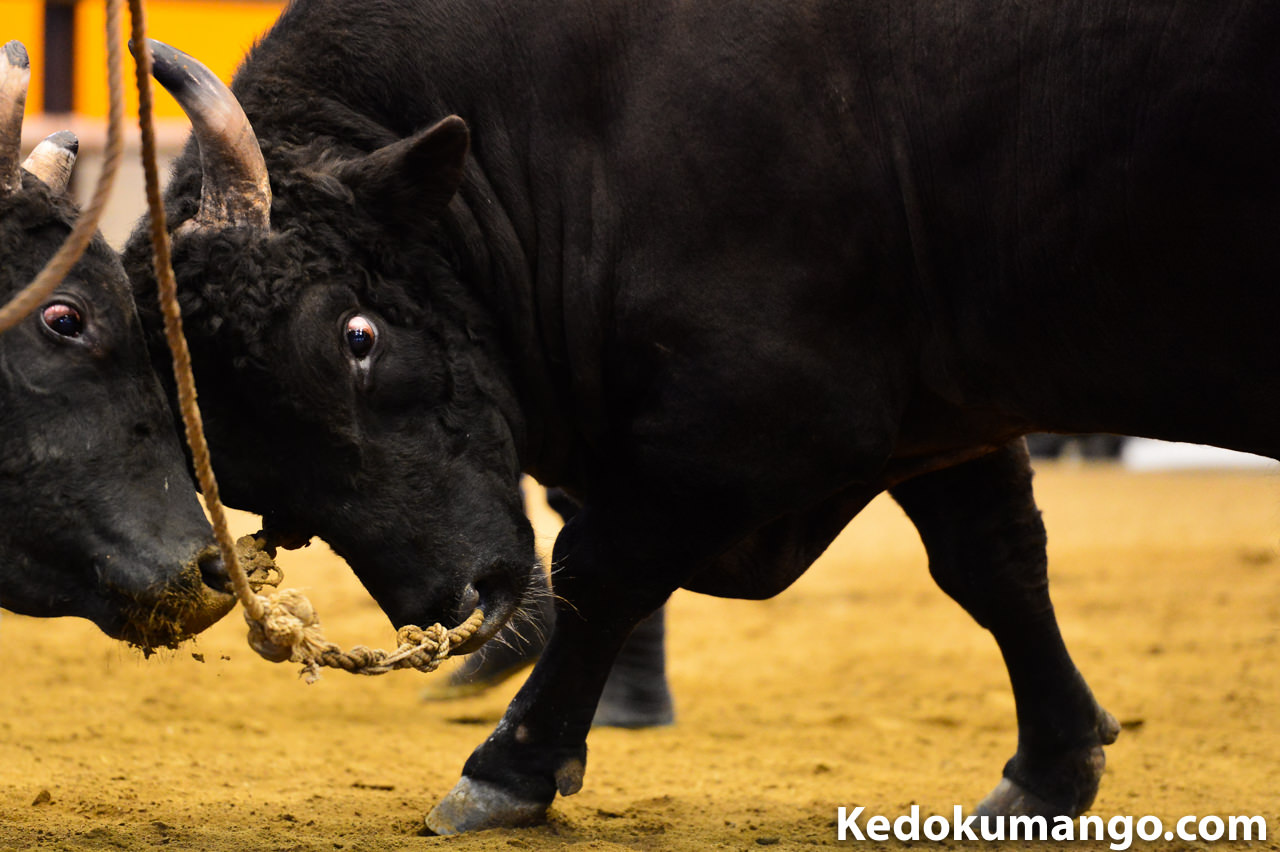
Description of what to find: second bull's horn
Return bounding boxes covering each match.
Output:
[133,38,271,230]
[1,40,31,197]
[22,130,78,193]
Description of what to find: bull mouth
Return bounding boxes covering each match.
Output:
[107,549,238,653]
[114,584,237,653]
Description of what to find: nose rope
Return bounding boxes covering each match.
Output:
[127,0,482,680]
[236,535,485,682]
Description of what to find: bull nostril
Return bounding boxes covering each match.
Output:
[196,548,233,594]
[459,583,481,614]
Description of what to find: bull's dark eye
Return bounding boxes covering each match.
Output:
[345,315,376,359]
[41,302,84,337]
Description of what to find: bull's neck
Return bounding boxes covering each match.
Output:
[442,155,591,491]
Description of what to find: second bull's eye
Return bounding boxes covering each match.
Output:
[41,302,84,337]
[346,315,376,359]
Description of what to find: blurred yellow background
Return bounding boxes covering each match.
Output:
[73,0,284,117]
[7,0,287,245]
[6,0,284,119]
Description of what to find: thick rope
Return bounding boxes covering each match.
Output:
[0,0,125,334]
[127,0,482,679]
[127,0,257,621]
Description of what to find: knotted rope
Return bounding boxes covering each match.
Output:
[127,0,483,679]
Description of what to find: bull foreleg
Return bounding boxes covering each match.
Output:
[428,585,674,727]
[425,504,675,834]
[426,483,674,726]
[889,441,1120,817]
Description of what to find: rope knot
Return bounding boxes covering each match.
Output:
[244,588,323,665]
[234,531,486,682]
[236,534,283,591]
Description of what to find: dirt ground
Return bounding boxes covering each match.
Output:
[2,463,1278,851]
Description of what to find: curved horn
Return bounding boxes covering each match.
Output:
[22,130,78,193]
[1,40,31,197]
[133,38,270,229]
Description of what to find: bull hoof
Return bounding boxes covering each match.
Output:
[592,668,675,729]
[592,687,675,728]
[424,776,549,835]
[974,777,1063,817]
[977,707,1119,818]
[976,741,1111,818]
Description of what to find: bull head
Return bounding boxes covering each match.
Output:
[0,40,236,649]
[129,40,533,653]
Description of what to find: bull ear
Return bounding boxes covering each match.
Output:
[338,115,469,225]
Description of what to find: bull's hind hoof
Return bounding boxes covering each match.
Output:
[424,776,549,834]
[977,707,1119,818]
[976,740,1111,818]
[592,680,675,728]
[591,632,675,729]
[974,777,1063,817]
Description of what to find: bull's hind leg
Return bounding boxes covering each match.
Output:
[593,607,674,727]
[889,441,1120,816]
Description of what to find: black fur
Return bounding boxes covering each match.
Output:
[124,0,1280,832]
[1,171,231,646]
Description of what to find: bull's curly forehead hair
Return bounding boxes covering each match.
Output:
[0,177,106,296]
[125,142,449,371]
[0,174,79,232]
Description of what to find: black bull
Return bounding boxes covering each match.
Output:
[0,40,233,648]
[124,0,1280,833]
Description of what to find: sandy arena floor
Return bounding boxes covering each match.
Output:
[1,463,1278,851]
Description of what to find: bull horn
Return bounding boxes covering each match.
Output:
[1,40,31,197]
[22,130,78,193]
[132,38,270,229]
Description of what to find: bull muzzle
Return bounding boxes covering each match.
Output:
[110,545,237,652]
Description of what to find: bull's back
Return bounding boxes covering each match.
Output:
[244,0,1280,458]
[571,1,1280,459]
[906,3,1280,455]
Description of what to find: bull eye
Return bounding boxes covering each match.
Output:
[345,314,377,359]
[41,302,84,338]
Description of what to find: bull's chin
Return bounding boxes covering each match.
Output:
[110,586,237,652]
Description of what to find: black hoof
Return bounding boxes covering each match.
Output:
[977,706,1119,818]
[978,742,1111,818]
[424,776,549,834]
[975,777,1067,817]
[592,675,675,728]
